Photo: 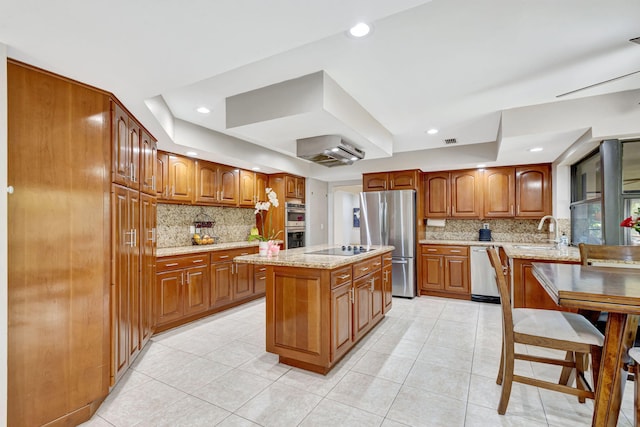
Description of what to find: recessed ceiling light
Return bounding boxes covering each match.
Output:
[186,151,198,156]
[251,167,261,171]
[196,106,210,114]
[331,147,340,152]
[529,147,543,152]
[427,128,439,135]
[349,22,371,38]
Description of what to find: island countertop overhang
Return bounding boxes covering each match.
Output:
[234,244,395,269]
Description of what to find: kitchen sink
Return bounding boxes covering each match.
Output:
[512,245,557,250]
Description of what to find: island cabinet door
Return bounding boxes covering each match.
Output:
[382,256,393,313]
[211,261,234,308]
[353,274,373,342]
[371,271,383,324]
[331,282,354,362]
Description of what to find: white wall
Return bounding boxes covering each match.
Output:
[333,190,361,245]
[305,178,329,246]
[1,43,9,424]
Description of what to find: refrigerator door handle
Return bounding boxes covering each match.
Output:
[392,259,408,264]
[381,199,388,244]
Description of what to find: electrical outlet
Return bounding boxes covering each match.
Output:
[483,223,490,229]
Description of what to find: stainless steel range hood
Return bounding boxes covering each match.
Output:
[296,135,365,167]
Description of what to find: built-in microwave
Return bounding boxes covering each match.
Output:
[285,202,306,228]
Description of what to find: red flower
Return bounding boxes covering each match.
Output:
[621,217,635,227]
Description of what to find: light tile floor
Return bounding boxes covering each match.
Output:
[80,296,636,427]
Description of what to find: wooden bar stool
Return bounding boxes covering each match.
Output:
[488,247,604,415]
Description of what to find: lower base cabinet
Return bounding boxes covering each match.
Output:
[155,255,210,327]
[512,258,578,311]
[419,245,470,299]
[266,252,392,374]
[155,246,260,331]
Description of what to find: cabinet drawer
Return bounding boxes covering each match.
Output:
[382,253,393,266]
[353,256,383,279]
[254,272,267,294]
[157,254,209,271]
[421,245,468,256]
[211,247,258,263]
[331,266,352,289]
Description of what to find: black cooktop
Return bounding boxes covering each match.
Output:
[306,246,373,256]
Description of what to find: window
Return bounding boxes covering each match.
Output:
[572,150,601,202]
[622,140,640,193]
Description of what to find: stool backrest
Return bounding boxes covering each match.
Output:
[578,243,640,265]
[488,246,514,337]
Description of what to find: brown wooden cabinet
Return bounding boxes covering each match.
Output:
[419,245,470,299]
[363,170,420,192]
[239,170,269,207]
[423,172,450,217]
[194,160,239,206]
[156,151,168,198]
[158,153,193,203]
[363,172,390,191]
[285,174,305,200]
[265,251,392,374]
[112,102,141,190]
[140,130,157,195]
[210,247,258,308]
[483,167,515,217]
[450,170,482,218]
[111,184,141,383]
[382,254,393,313]
[515,165,551,217]
[511,258,577,311]
[423,170,481,218]
[140,194,156,346]
[254,265,268,295]
[155,254,210,327]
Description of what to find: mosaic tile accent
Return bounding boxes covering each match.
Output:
[157,204,256,248]
[424,218,571,243]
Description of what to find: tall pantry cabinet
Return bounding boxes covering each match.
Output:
[7,60,157,427]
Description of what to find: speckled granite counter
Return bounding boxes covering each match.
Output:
[234,245,395,269]
[157,241,262,257]
[419,239,581,262]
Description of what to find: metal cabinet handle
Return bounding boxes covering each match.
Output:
[373,262,381,267]
[192,259,204,263]
[180,272,184,286]
[151,175,156,191]
[186,272,190,284]
[218,255,230,259]
[350,288,354,303]
[370,278,375,292]
[164,262,179,267]
[427,248,437,252]
[338,274,351,280]
[360,267,369,272]
[450,250,461,253]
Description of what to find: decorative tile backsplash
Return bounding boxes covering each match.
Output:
[157,204,255,248]
[425,218,571,243]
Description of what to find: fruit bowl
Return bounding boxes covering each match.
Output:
[192,234,216,245]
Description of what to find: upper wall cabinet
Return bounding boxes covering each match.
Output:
[515,165,551,217]
[157,152,194,203]
[363,170,420,192]
[112,102,141,190]
[424,170,481,218]
[483,167,515,218]
[140,130,157,196]
[422,164,551,219]
[285,175,305,201]
[239,170,268,207]
[194,160,239,206]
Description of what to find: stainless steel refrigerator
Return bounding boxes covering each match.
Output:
[360,190,416,298]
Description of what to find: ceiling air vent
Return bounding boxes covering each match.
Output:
[444,138,457,145]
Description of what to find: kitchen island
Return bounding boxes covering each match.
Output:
[235,245,394,374]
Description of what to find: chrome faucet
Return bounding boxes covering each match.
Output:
[538,215,560,247]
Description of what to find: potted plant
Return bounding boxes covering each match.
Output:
[249,188,282,255]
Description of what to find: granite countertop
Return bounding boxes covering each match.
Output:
[157,241,263,257]
[419,239,581,262]
[234,244,395,269]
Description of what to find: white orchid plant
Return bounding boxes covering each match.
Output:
[249,188,283,242]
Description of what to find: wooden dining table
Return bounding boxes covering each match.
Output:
[532,262,640,427]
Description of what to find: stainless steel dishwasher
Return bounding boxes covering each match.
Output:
[470,246,500,303]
